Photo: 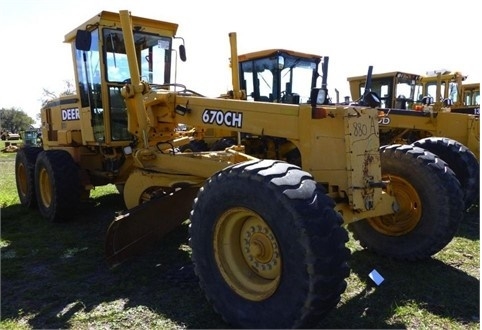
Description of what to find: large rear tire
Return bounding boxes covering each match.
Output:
[189,159,350,328]
[412,137,479,209]
[34,150,81,222]
[15,147,42,208]
[349,144,464,260]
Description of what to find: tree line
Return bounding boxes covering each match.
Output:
[0,108,35,135]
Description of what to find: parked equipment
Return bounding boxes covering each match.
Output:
[348,70,479,208]
[15,10,466,328]
[461,82,480,111]
[347,70,479,157]
[20,129,41,148]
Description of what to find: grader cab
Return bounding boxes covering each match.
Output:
[419,70,480,114]
[15,10,467,329]
[461,82,480,110]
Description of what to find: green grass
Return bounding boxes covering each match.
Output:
[0,152,17,207]
[0,152,479,329]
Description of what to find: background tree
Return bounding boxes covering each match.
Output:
[0,107,35,133]
[37,80,76,122]
[40,80,76,107]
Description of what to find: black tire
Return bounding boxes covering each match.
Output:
[412,137,479,209]
[349,144,464,260]
[179,140,208,152]
[34,150,81,222]
[285,147,302,167]
[189,159,350,328]
[209,137,236,151]
[15,147,42,208]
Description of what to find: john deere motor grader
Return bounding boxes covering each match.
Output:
[15,10,465,329]
[348,70,479,209]
[420,71,479,115]
[347,70,480,153]
[347,70,480,154]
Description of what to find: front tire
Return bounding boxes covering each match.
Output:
[189,159,350,328]
[34,150,81,222]
[349,145,464,260]
[15,147,42,208]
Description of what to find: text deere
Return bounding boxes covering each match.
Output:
[62,108,80,121]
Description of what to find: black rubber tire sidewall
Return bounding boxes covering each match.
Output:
[34,150,81,222]
[15,147,42,208]
[412,137,479,209]
[349,145,464,260]
[190,160,349,328]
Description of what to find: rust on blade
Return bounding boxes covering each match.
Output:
[105,186,199,266]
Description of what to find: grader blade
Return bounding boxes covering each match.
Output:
[105,187,199,266]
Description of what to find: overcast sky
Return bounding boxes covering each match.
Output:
[0,0,480,123]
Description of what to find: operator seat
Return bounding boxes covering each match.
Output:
[395,95,407,109]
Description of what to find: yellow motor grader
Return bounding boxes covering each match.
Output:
[15,10,465,329]
[348,70,479,209]
[418,70,480,115]
[347,70,480,156]
[461,82,480,110]
[347,70,479,142]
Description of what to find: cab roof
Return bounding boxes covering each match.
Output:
[64,10,179,43]
[347,71,421,82]
[238,49,322,62]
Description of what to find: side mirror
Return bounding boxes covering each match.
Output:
[179,44,187,62]
[75,30,91,51]
[310,88,327,106]
[174,36,187,62]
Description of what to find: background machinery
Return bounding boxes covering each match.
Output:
[348,70,479,209]
[20,129,41,148]
[419,70,479,115]
[212,52,479,210]
[347,70,479,156]
[461,82,480,111]
[15,10,466,328]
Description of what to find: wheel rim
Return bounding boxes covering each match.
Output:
[38,167,52,208]
[17,162,28,197]
[214,207,281,301]
[368,175,422,235]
